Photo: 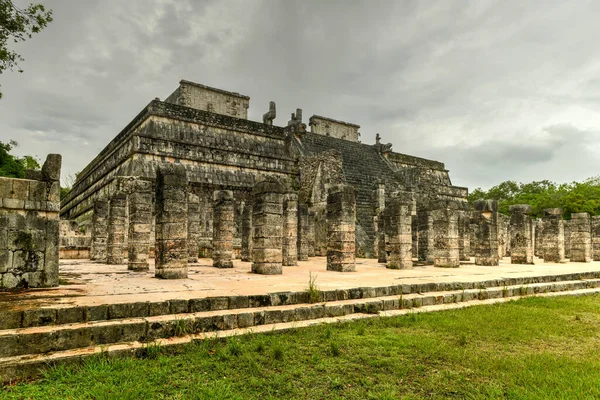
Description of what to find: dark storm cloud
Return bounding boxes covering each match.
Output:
[1,0,599,190]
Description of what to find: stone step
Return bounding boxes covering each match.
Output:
[4,270,600,331]
[2,285,600,384]
[0,278,598,360]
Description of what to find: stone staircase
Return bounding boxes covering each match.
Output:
[2,270,600,383]
[300,133,399,254]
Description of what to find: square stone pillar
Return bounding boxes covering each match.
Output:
[90,199,108,261]
[187,192,201,263]
[474,200,499,266]
[377,210,387,263]
[282,193,298,266]
[563,219,571,259]
[297,203,310,261]
[386,195,412,269]
[252,179,284,275]
[458,210,471,261]
[127,180,153,271]
[241,202,253,262]
[417,209,432,262]
[155,164,188,279]
[431,203,460,268]
[106,192,127,265]
[307,210,316,257]
[542,208,565,263]
[326,184,356,272]
[213,190,234,268]
[534,219,544,258]
[509,204,534,264]
[570,212,591,262]
[592,216,600,261]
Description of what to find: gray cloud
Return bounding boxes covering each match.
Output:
[1,0,600,191]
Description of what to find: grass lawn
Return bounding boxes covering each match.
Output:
[3,295,600,399]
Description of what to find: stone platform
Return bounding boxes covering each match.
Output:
[2,256,600,383]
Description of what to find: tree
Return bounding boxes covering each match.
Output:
[0,0,52,99]
[0,139,40,178]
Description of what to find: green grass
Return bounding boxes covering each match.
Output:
[4,295,600,399]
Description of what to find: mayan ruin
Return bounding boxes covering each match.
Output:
[3,1,600,396]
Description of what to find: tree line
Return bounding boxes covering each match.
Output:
[468,178,600,219]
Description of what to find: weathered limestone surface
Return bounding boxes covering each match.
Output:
[570,212,591,263]
[252,179,284,275]
[509,204,533,264]
[592,216,600,261]
[106,192,127,265]
[417,210,432,262]
[386,196,412,269]
[431,203,460,268]
[90,199,108,261]
[307,210,316,257]
[187,193,200,263]
[297,203,310,261]
[155,164,188,279]
[564,219,571,259]
[377,211,387,263]
[309,115,360,142]
[127,179,153,271]
[542,208,565,263]
[241,202,253,262]
[326,184,356,272]
[0,154,61,289]
[534,218,543,257]
[458,211,471,261]
[282,193,298,266]
[59,220,91,259]
[474,200,499,266]
[212,190,234,269]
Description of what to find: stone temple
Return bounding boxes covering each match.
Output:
[59,79,468,262]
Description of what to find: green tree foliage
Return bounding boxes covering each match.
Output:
[0,0,53,99]
[0,139,40,178]
[468,177,600,219]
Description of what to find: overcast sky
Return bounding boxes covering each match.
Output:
[1,0,599,191]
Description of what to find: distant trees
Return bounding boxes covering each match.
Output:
[0,0,53,99]
[468,178,600,219]
[0,139,39,178]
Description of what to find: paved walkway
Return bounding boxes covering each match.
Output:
[2,257,600,309]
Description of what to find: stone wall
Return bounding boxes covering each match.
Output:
[0,154,62,289]
[165,80,249,119]
[308,115,360,142]
[59,220,91,259]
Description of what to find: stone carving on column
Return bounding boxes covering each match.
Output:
[509,204,534,264]
[213,190,234,269]
[326,184,356,272]
[542,208,565,263]
[252,179,284,275]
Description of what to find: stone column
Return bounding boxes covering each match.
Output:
[212,190,234,268]
[431,203,460,268]
[542,208,565,263]
[474,200,499,266]
[155,164,188,279]
[187,192,200,263]
[282,193,298,266]
[241,202,253,262]
[377,210,387,263]
[534,219,544,258]
[509,204,534,264]
[564,219,571,259]
[90,199,109,261]
[106,192,127,265]
[127,180,153,271]
[297,203,310,261]
[252,179,284,275]
[592,216,600,261]
[570,212,591,262]
[458,211,471,261]
[417,209,431,262]
[326,184,356,272]
[386,196,412,269]
[307,210,316,257]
